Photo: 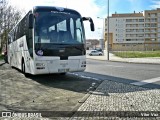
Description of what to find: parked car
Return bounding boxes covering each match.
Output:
[95,48,103,53]
[89,50,103,56]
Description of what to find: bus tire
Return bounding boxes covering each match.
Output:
[22,61,25,74]
[22,61,30,77]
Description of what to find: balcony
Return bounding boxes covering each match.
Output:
[150,30,157,33]
[151,35,157,38]
[150,15,157,18]
[145,30,150,33]
[150,20,157,23]
[145,25,150,28]
[145,19,150,23]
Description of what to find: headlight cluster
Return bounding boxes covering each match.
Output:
[36,63,45,66]
[81,61,86,67]
[36,63,45,69]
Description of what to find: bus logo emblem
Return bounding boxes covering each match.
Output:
[37,50,43,56]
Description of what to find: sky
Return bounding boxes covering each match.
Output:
[7,0,160,39]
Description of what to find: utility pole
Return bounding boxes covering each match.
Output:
[107,0,109,60]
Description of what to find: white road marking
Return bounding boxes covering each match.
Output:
[131,77,160,86]
[105,65,124,68]
[69,73,100,81]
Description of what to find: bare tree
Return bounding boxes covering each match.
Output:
[0,0,23,53]
[0,0,7,51]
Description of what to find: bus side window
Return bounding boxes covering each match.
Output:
[15,26,19,40]
[70,18,74,40]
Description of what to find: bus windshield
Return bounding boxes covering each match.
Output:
[34,11,85,45]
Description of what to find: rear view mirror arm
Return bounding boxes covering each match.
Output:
[82,17,95,31]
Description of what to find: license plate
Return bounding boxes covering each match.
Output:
[58,69,69,72]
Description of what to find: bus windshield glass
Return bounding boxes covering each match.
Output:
[34,10,85,45]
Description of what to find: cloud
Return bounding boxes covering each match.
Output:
[9,0,101,17]
[9,0,106,39]
[150,0,160,9]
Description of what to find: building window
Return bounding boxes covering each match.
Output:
[151,23,156,27]
[139,19,144,22]
[126,19,132,22]
[126,39,131,41]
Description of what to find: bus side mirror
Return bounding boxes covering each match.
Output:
[82,17,95,31]
[28,14,34,29]
[90,20,95,31]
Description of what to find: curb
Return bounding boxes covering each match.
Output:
[86,57,160,65]
[71,80,103,112]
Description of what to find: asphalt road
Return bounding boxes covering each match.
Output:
[75,59,160,89]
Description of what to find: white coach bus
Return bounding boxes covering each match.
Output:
[7,6,94,75]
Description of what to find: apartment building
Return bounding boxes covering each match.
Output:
[105,9,160,51]
[144,8,160,50]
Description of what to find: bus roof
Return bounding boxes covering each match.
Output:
[33,6,81,16]
[8,6,82,35]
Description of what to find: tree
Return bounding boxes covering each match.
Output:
[0,0,22,53]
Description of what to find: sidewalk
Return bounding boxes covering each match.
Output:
[70,80,160,119]
[71,52,160,119]
[87,52,160,64]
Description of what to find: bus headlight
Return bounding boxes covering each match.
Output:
[82,61,86,64]
[81,61,86,67]
[36,63,45,69]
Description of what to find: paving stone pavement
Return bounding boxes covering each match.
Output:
[70,80,160,120]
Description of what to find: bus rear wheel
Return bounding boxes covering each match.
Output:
[22,61,25,74]
[22,61,30,77]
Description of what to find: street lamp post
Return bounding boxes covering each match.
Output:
[65,0,68,8]
[97,17,105,53]
[97,27,103,50]
[107,0,109,60]
[97,17,105,48]
[97,0,109,61]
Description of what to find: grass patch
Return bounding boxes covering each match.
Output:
[113,51,160,58]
